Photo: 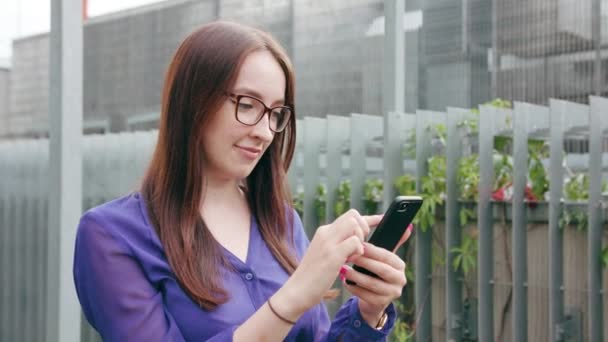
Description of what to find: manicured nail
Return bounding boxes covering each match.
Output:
[339,265,348,276]
[339,274,346,282]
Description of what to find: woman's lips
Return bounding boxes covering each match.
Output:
[235,145,262,160]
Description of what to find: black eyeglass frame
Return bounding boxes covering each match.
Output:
[225,92,293,133]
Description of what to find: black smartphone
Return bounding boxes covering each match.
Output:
[346,196,423,285]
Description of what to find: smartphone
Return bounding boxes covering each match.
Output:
[346,196,423,285]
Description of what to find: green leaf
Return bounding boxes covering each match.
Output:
[394,174,417,196]
[601,247,608,269]
[314,184,327,223]
[333,180,351,217]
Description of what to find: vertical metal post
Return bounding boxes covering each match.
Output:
[511,102,529,342]
[383,112,406,209]
[477,105,500,342]
[302,117,326,237]
[0,143,8,341]
[47,0,83,340]
[287,119,302,195]
[325,115,350,315]
[592,0,601,95]
[325,115,350,223]
[383,0,405,208]
[414,110,443,342]
[512,102,548,341]
[350,115,366,213]
[548,99,565,342]
[35,141,48,340]
[446,107,468,341]
[350,114,381,213]
[587,96,606,342]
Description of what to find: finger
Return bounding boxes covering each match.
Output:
[351,256,405,284]
[354,214,371,238]
[330,209,365,243]
[343,282,388,307]
[342,265,403,299]
[336,235,364,262]
[363,214,383,229]
[362,242,406,270]
[392,224,414,253]
[344,282,402,309]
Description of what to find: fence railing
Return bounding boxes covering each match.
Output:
[1,97,607,341]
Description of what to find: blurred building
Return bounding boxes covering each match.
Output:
[496,0,608,103]
[0,67,9,137]
[0,0,606,138]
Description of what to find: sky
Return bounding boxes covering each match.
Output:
[0,0,166,65]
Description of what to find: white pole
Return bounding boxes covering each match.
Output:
[47,0,82,340]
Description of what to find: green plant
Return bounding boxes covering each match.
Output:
[416,155,446,232]
[394,174,416,196]
[293,191,304,217]
[459,206,476,226]
[314,184,327,223]
[560,173,591,231]
[564,174,589,201]
[403,128,417,159]
[391,302,415,342]
[558,207,588,231]
[363,178,384,214]
[451,233,478,276]
[492,150,513,190]
[333,180,351,217]
[601,247,608,269]
[527,139,549,199]
[457,154,480,201]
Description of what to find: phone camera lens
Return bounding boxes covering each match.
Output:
[398,202,407,212]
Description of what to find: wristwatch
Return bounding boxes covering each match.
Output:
[375,312,388,330]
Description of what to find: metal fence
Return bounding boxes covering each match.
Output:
[0,97,607,341]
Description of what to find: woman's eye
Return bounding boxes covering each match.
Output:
[238,103,254,110]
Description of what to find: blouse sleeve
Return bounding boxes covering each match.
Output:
[73,211,238,342]
[290,210,397,341]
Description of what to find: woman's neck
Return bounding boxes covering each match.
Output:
[199,175,247,216]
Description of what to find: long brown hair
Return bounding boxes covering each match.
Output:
[141,21,299,310]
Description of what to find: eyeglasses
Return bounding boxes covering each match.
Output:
[226,92,293,133]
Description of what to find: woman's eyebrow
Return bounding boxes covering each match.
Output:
[233,87,285,106]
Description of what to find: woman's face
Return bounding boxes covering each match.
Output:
[202,50,287,182]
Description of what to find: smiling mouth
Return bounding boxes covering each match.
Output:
[235,145,262,160]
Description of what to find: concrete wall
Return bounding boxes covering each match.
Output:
[8,35,49,137]
[0,68,9,137]
[292,0,383,117]
[11,0,604,136]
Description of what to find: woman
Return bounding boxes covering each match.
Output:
[73,21,409,341]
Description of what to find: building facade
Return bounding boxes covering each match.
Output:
[0,0,606,137]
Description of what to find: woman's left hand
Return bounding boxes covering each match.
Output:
[342,225,413,327]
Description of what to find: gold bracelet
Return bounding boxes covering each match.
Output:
[267,298,297,325]
[375,312,388,330]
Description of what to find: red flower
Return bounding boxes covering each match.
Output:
[492,187,506,201]
[524,185,538,208]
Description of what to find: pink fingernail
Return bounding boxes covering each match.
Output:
[339,274,346,282]
[339,265,348,276]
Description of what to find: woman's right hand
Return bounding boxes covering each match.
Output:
[272,209,383,320]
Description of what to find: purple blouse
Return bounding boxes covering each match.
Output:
[73,192,396,341]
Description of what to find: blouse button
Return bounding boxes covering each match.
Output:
[353,320,362,328]
[244,272,254,280]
